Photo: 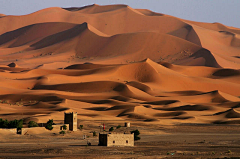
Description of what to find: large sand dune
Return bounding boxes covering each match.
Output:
[0,4,239,125]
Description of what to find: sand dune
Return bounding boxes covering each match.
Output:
[0,4,238,68]
[213,108,240,118]
[0,59,239,124]
[0,4,239,125]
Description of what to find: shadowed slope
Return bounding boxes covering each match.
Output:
[0,22,77,48]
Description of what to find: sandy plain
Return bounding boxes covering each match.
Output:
[1,121,240,158]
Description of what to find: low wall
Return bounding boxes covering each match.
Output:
[21,127,47,135]
[0,128,17,134]
[53,124,69,131]
[21,124,69,135]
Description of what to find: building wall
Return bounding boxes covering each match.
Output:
[107,133,134,147]
[72,113,77,131]
[125,122,130,127]
[21,127,46,135]
[20,124,69,135]
[0,128,17,134]
[99,133,108,146]
[64,112,77,131]
[52,124,69,131]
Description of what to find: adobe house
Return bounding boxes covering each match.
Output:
[99,133,134,147]
[64,112,77,131]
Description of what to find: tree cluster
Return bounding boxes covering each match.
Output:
[0,118,23,129]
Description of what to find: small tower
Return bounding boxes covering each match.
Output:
[125,122,130,127]
[64,112,77,131]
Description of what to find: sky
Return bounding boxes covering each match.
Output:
[0,0,239,28]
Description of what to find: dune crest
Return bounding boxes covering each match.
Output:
[0,4,240,125]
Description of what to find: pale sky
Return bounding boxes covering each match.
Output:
[0,0,239,28]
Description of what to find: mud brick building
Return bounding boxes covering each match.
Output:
[64,112,77,131]
[99,133,134,147]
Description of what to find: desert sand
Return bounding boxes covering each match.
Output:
[0,4,240,158]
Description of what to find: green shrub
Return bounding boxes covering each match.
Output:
[116,125,121,129]
[0,118,23,129]
[0,118,9,128]
[8,119,23,129]
[93,131,97,136]
[62,124,67,130]
[46,119,54,125]
[28,121,38,128]
[59,130,65,134]
[79,125,83,130]
[109,127,114,132]
[131,129,141,141]
[45,119,54,130]
[45,124,53,130]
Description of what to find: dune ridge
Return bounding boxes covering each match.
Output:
[0,4,240,125]
[0,59,239,124]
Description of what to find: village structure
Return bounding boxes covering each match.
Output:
[64,112,78,131]
[98,122,134,147]
[99,133,134,147]
[1,112,135,147]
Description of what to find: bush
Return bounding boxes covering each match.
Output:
[134,135,141,141]
[116,125,121,129]
[45,124,53,130]
[28,121,38,128]
[0,118,23,129]
[109,127,114,132]
[79,125,83,130]
[9,119,23,129]
[62,124,67,130]
[46,119,55,125]
[131,129,141,141]
[93,131,97,136]
[45,119,54,130]
[59,130,65,134]
[0,118,9,128]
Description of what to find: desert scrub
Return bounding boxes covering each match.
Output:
[0,118,23,129]
[45,119,54,130]
[62,124,67,130]
[59,130,66,134]
[131,129,141,140]
[28,121,38,128]
[109,127,114,132]
[79,125,83,130]
[116,125,121,129]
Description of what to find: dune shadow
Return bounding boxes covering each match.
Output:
[154,105,212,111]
[172,116,194,120]
[84,107,107,111]
[212,69,240,77]
[233,56,240,59]
[30,23,86,49]
[142,100,178,105]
